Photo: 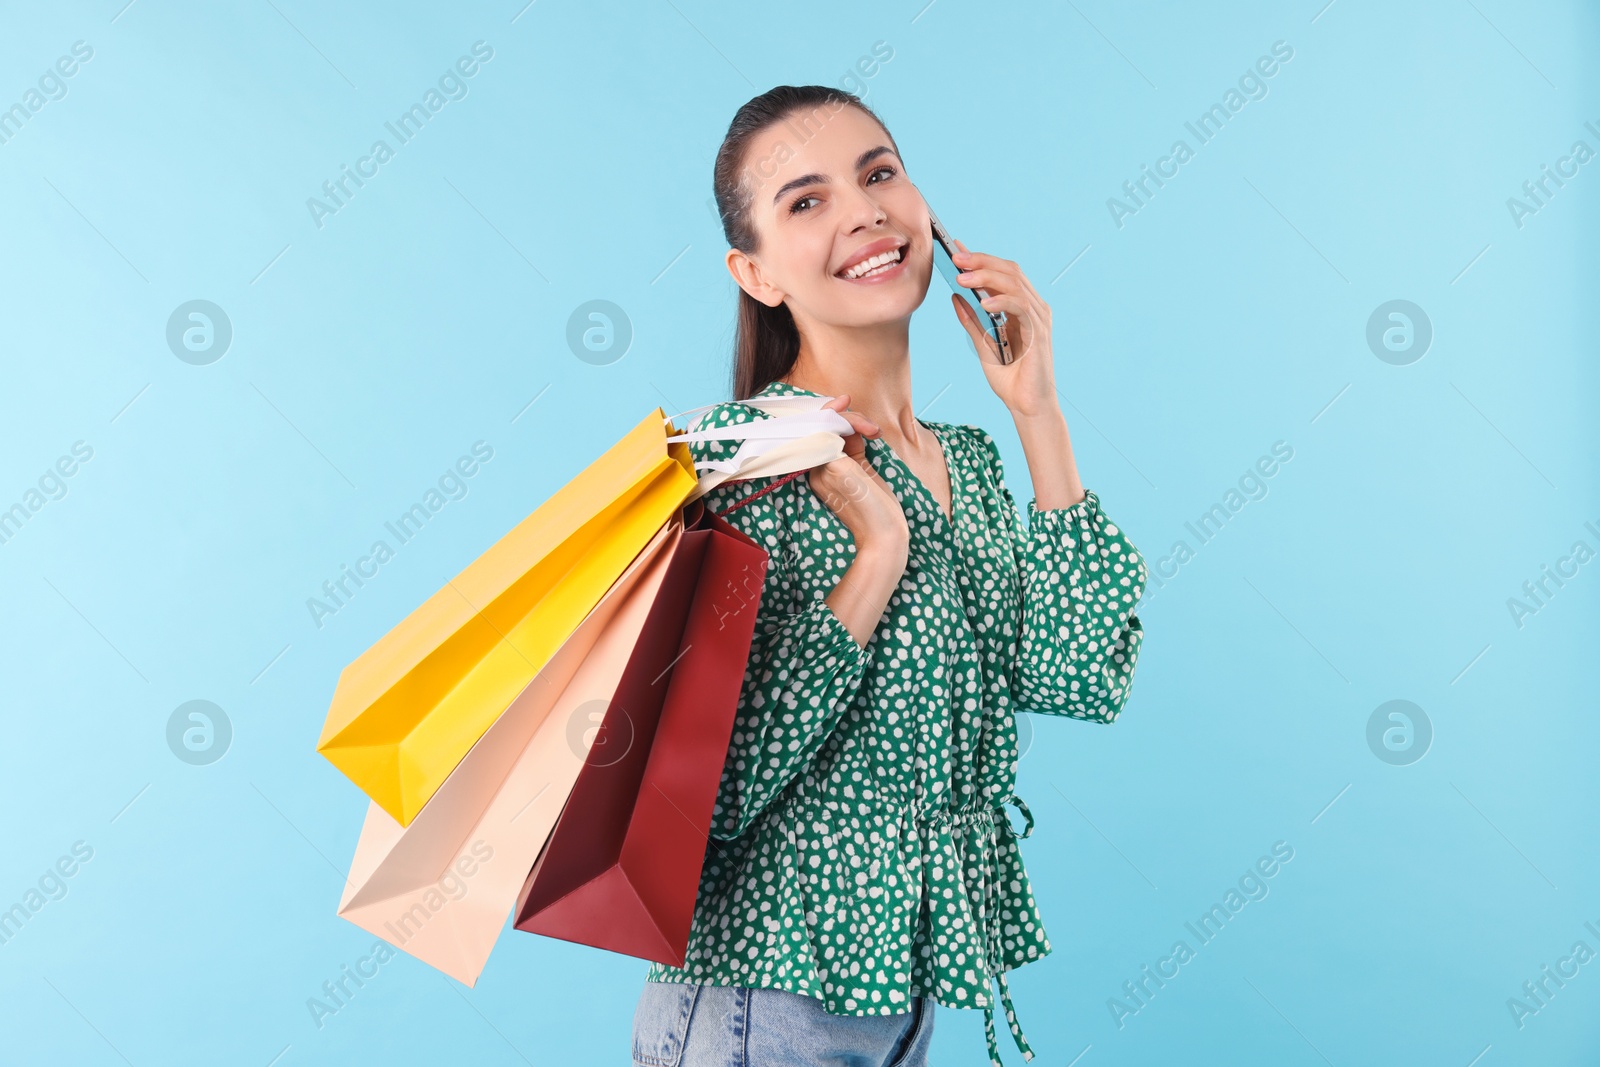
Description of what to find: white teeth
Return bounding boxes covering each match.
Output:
[842,247,902,279]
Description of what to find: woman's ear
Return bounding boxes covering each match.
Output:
[726,248,786,308]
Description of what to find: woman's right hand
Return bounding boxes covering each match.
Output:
[808,394,910,557]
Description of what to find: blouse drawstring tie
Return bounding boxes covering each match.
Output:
[982,971,1036,1066]
[898,791,1040,1065]
[981,793,1037,1065]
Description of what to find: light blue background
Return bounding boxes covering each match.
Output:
[1,0,1596,1064]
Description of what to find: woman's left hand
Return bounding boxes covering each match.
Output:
[949,239,1061,420]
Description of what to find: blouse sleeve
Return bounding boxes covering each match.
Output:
[967,425,1148,723]
[684,401,872,841]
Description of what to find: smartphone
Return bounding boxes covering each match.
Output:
[928,208,1013,365]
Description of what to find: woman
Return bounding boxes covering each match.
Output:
[631,85,1148,1067]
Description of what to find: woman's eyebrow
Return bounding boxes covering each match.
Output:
[769,145,897,206]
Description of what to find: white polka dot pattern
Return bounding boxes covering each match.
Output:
[643,380,1148,1066]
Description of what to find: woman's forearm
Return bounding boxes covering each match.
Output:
[825,540,907,649]
[1013,405,1086,510]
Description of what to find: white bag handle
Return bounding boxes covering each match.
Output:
[661,392,840,433]
[666,409,852,451]
[693,424,822,474]
[657,394,852,504]
[688,431,844,504]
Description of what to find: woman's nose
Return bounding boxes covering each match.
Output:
[842,188,886,231]
[848,209,887,232]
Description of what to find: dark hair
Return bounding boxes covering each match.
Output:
[712,85,898,400]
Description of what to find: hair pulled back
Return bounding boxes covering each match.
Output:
[711,85,897,399]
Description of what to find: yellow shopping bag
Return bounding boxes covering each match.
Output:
[317,409,698,826]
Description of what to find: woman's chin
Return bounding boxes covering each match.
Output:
[824,279,928,325]
[840,301,921,329]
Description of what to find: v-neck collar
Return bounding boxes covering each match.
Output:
[754,379,960,531]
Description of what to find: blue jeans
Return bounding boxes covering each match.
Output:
[632,980,935,1067]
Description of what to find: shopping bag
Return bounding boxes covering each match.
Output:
[511,494,769,965]
[319,397,843,829]
[335,516,684,986]
[318,411,699,826]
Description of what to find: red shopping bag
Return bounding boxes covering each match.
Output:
[511,490,774,965]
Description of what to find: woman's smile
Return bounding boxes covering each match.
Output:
[835,236,910,285]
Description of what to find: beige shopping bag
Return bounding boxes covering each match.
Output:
[335,517,682,985]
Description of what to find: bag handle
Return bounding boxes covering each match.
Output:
[663,394,849,512]
[685,431,841,504]
[660,393,840,433]
[712,469,808,518]
[667,409,852,460]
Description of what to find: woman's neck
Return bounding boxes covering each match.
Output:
[784,318,924,439]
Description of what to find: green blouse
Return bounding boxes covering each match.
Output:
[644,379,1148,1066]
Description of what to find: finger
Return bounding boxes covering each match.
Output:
[844,410,881,437]
[949,249,1018,275]
[949,267,1020,294]
[949,239,1014,295]
[958,272,1045,338]
[820,393,880,444]
[958,252,1040,296]
[956,259,1033,308]
[841,428,869,460]
[826,393,881,433]
[977,292,1034,320]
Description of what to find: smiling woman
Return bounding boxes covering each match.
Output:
[632,85,1148,1067]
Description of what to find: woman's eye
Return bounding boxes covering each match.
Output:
[788,194,818,215]
[867,165,897,184]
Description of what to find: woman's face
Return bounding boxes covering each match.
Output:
[728,104,932,330]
